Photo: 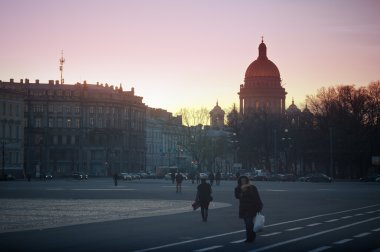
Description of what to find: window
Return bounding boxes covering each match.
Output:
[33,105,43,113]
[35,118,42,128]
[53,136,58,145]
[98,118,103,128]
[48,104,54,113]
[48,118,54,128]
[71,135,76,145]
[89,118,94,128]
[62,135,67,145]
[9,104,13,116]
[16,104,19,116]
[57,118,63,128]
[66,118,71,128]
[24,119,28,128]
[98,107,102,113]
[89,107,94,114]
[64,106,70,113]
[56,105,63,113]
[24,104,28,113]
[74,107,80,113]
[75,118,80,128]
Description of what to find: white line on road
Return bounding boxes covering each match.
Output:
[307,223,322,227]
[367,211,376,214]
[193,245,223,252]
[355,213,364,216]
[230,239,246,244]
[260,232,281,237]
[333,238,352,244]
[341,216,353,219]
[266,189,288,192]
[372,228,380,232]
[248,216,380,252]
[308,246,332,252]
[286,227,304,231]
[353,232,371,238]
[133,204,380,252]
[325,219,339,223]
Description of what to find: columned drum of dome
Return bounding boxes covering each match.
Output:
[238,39,287,115]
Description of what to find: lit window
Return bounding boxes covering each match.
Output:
[66,118,71,128]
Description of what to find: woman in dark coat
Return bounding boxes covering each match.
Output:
[196,176,213,222]
[234,175,263,243]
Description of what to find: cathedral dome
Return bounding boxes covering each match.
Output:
[245,40,280,79]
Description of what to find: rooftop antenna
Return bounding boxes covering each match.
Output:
[59,50,65,84]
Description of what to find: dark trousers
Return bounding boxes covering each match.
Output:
[243,216,256,242]
[200,201,210,221]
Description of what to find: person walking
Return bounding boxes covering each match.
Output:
[196,173,200,184]
[175,172,183,193]
[234,175,263,243]
[209,172,215,186]
[215,171,221,186]
[196,175,212,222]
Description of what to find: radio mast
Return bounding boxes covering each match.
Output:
[59,50,65,84]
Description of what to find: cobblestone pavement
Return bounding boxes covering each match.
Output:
[0,199,231,233]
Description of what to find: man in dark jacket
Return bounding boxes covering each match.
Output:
[175,172,183,193]
[234,175,263,243]
[196,175,212,222]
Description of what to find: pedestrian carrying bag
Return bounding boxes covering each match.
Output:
[254,212,265,232]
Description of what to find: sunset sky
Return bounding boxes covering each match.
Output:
[1,0,379,113]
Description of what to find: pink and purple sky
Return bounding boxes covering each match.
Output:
[1,0,379,113]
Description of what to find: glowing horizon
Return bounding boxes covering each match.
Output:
[1,0,379,114]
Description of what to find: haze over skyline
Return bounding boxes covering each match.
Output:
[1,0,379,113]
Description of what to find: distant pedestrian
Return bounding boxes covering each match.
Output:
[196,175,213,222]
[171,171,176,184]
[235,172,240,180]
[209,172,215,186]
[113,173,118,186]
[27,173,31,182]
[196,173,200,184]
[234,175,263,243]
[215,171,221,186]
[175,172,184,193]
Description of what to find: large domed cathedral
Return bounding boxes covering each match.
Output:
[239,38,287,115]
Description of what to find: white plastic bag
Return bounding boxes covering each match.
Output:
[254,212,265,232]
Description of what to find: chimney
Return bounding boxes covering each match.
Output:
[36,79,39,84]
[49,80,54,85]
[25,79,29,84]
[55,80,59,85]
[20,79,23,84]
[131,87,135,95]
[10,78,14,83]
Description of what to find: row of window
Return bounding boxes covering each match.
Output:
[0,123,21,140]
[0,151,20,165]
[29,117,144,130]
[1,102,21,117]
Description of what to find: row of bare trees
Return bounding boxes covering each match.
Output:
[225,81,380,178]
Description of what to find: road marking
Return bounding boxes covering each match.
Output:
[230,239,246,244]
[308,246,332,252]
[355,213,364,216]
[266,189,288,192]
[325,219,339,223]
[353,232,371,238]
[194,245,223,252]
[133,204,380,252]
[307,223,322,227]
[286,227,303,231]
[133,230,245,252]
[341,216,352,219]
[372,228,380,232]
[366,211,376,214]
[333,238,352,244]
[249,216,380,252]
[260,232,281,237]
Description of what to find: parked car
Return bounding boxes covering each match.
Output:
[360,173,380,182]
[41,173,53,180]
[120,173,132,181]
[164,172,188,180]
[268,173,285,181]
[71,172,88,180]
[299,173,333,183]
